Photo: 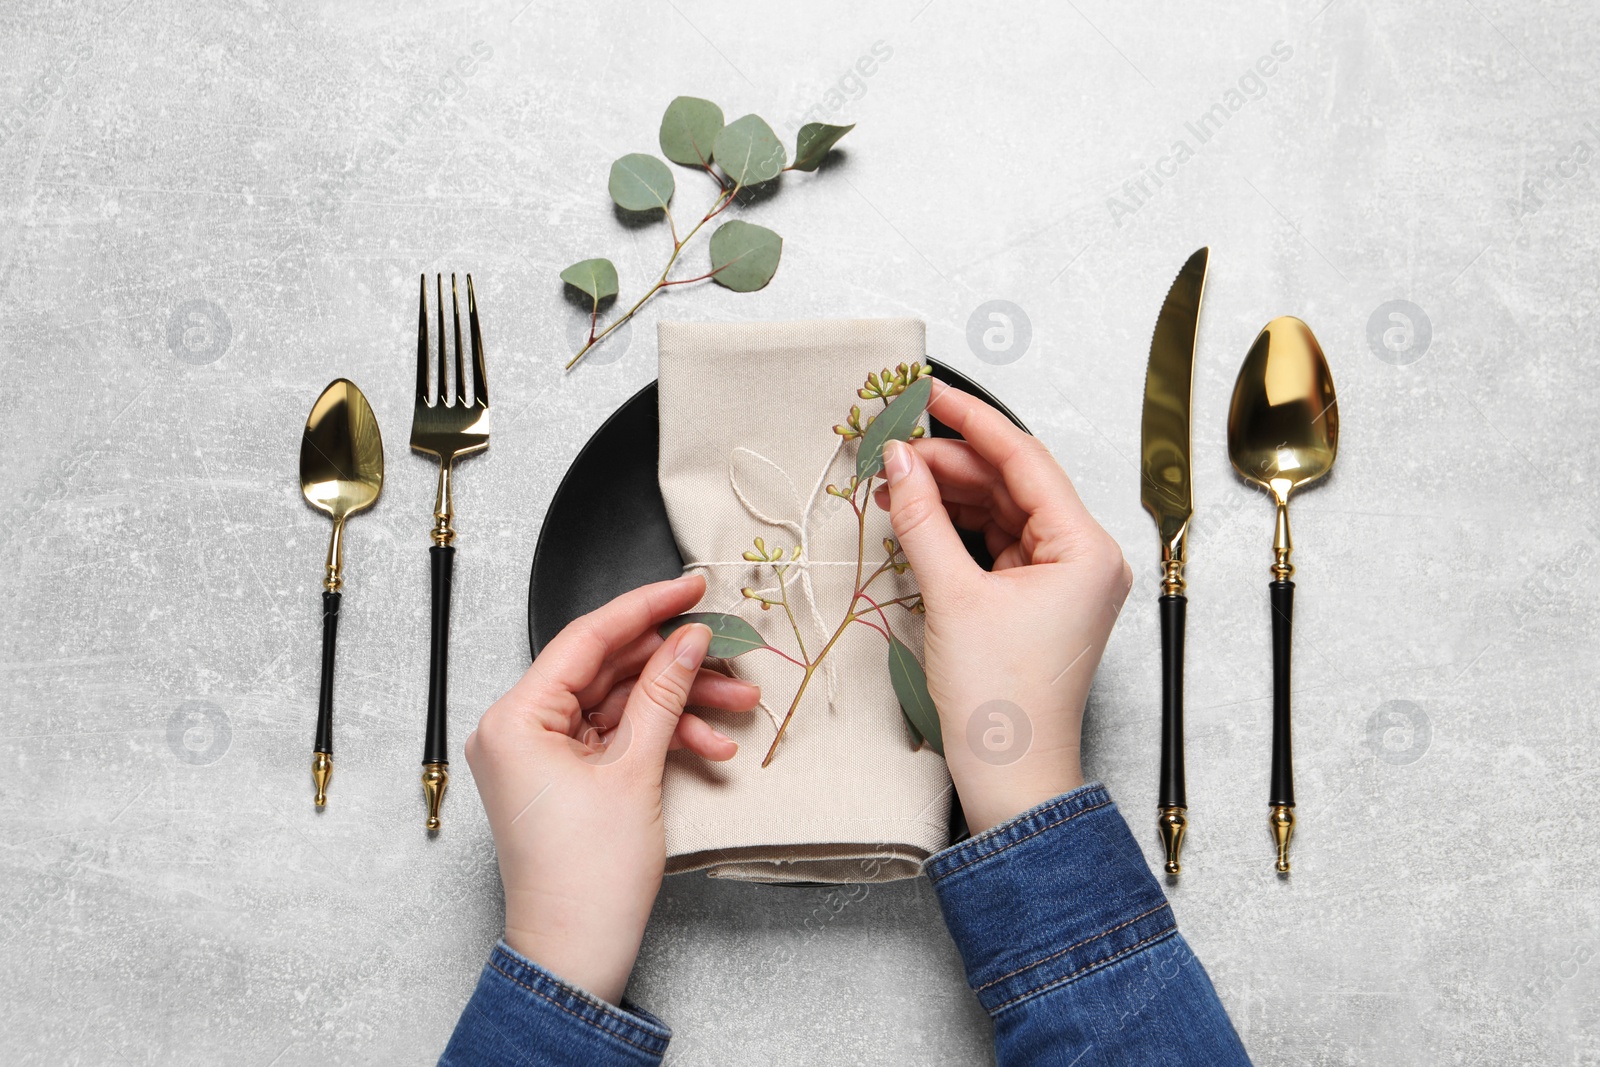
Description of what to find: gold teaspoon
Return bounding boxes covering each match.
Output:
[1226,318,1339,873]
[299,379,385,807]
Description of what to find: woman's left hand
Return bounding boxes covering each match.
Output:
[465,574,758,1006]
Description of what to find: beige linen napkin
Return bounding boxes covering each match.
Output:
[657,318,952,884]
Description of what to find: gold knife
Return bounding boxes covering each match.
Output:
[1139,247,1208,876]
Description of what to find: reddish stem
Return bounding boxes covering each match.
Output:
[760,645,808,670]
[850,614,890,642]
[659,266,725,287]
[853,591,898,635]
[705,187,739,222]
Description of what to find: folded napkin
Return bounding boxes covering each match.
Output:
[657,318,952,884]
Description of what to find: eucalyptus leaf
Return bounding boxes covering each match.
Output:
[709,220,783,293]
[712,114,786,186]
[608,153,675,213]
[903,706,925,747]
[559,258,619,305]
[856,375,933,481]
[792,122,854,172]
[658,612,768,658]
[887,635,941,754]
[659,96,725,167]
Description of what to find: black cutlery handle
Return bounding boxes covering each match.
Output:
[315,591,341,754]
[424,545,454,766]
[1158,594,1187,810]
[1269,580,1295,807]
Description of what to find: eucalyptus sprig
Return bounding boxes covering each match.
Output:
[660,363,940,767]
[560,97,854,370]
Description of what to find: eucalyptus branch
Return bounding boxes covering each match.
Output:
[760,571,875,767]
[566,184,739,369]
[773,562,809,663]
[659,362,941,766]
[756,362,935,765]
[559,97,856,369]
[851,591,898,640]
[860,542,910,596]
[859,591,923,617]
[850,613,890,641]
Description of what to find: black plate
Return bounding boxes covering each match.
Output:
[528,363,1026,655]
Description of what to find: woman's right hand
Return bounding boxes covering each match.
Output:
[874,383,1133,835]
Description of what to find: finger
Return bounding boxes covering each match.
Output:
[582,683,630,736]
[569,632,762,713]
[586,669,759,733]
[926,383,1090,522]
[898,439,996,500]
[930,496,977,528]
[874,489,1019,568]
[881,439,980,599]
[983,522,1020,566]
[688,668,762,711]
[880,490,1016,546]
[941,498,995,534]
[875,485,994,528]
[877,448,1029,540]
[878,439,999,509]
[668,712,738,761]
[521,574,706,699]
[583,714,737,759]
[992,540,1030,571]
[571,629,662,708]
[913,439,1030,535]
[617,622,712,769]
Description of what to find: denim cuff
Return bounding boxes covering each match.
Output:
[924,784,1177,1016]
[441,940,670,1065]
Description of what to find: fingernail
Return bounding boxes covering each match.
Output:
[675,623,710,666]
[712,728,735,745]
[883,440,910,485]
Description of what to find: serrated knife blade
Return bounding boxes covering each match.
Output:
[1141,247,1208,568]
[1139,245,1207,878]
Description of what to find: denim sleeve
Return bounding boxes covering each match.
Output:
[438,941,670,1067]
[924,784,1251,1067]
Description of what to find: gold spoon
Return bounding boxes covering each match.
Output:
[1226,317,1339,874]
[300,379,385,807]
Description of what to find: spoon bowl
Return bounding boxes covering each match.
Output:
[1227,316,1339,515]
[301,379,385,589]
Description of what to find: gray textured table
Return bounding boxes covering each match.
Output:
[5,1,1596,1063]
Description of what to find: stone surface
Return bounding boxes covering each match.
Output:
[3,1,1596,1063]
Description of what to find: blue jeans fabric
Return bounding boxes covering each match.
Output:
[439,942,670,1066]
[440,783,1249,1065]
[926,783,1250,1066]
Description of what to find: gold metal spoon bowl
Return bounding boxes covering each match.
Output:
[1227,317,1339,578]
[301,379,385,588]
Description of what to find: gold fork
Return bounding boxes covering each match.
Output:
[411,273,490,830]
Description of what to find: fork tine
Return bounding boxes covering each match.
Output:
[416,274,429,405]
[467,274,488,406]
[451,274,466,406]
[435,274,447,405]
